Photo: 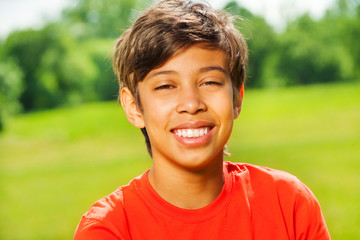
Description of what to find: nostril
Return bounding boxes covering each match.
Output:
[176,101,207,114]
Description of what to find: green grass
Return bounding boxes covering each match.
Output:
[1,83,359,239]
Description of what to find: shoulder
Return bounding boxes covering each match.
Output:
[83,186,126,221]
[224,161,320,211]
[74,187,128,239]
[224,161,309,195]
[224,161,330,239]
[82,172,145,221]
[225,161,298,180]
[74,173,145,240]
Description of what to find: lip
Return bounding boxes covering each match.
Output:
[171,121,215,147]
[170,121,214,131]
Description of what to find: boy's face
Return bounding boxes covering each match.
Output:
[122,44,242,171]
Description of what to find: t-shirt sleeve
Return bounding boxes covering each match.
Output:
[74,217,126,240]
[293,182,331,240]
[74,188,129,240]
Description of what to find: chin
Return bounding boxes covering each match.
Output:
[173,151,224,172]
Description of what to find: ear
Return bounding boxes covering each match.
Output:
[233,84,244,119]
[120,87,145,128]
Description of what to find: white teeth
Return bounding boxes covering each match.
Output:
[199,129,204,136]
[181,129,186,137]
[174,127,211,138]
[194,129,199,137]
[187,129,193,137]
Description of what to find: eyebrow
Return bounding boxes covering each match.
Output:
[146,65,229,80]
[146,70,177,80]
[199,66,229,77]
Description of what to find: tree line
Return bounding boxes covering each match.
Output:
[0,0,359,130]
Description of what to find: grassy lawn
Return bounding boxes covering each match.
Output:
[1,82,359,239]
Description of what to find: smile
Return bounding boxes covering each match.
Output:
[173,127,211,138]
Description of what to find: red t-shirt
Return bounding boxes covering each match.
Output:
[74,161,330,239]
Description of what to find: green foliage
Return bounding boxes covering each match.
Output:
[62,0,150,39]
[224,1,277,88]
[1,0,143,118]
[275,0,360,85]
[276,14,343,85]
[0,59,24,130]
[2,24,100,111]
[1,83,359,239]
[3,29,50,110]
[82,39,119,101]
[329,0,360,79]
[225,0,360,87]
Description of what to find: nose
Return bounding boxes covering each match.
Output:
[175,86,207,114]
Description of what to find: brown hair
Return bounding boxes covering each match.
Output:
[113,0,248,156]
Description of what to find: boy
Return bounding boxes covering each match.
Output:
[74,0,330,239]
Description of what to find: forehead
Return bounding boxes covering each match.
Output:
[145,44,229,78]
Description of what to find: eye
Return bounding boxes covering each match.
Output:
[154,84,175,90]
[201,80,223,87]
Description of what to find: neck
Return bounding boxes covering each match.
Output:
[148,156,224,209]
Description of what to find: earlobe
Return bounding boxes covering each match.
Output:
[233,105,241,119]
[233,84,244,119]
[120,87,145,128]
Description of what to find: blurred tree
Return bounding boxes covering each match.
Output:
[225,0,360,87]
[3,24,98,110]
[276,14,343,85]
[0,59,24,131]
[224,1,277,88]
[1,0,146,114]
[333,0,360,79]
[275,0,360,85]
[82,39,118,101]
[62,0,151,39]
[59,0,147,100]
[3,29,50,110]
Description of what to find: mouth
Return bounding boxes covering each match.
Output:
[170,122,215,146]
[170,121,215,138]
[172,126,212,138]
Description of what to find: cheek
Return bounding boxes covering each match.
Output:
[142,97,174,127]
[211,88,234,115]
[208,99,234,126]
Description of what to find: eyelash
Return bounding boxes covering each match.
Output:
[154,84,175,90]
[201,81,223,86]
